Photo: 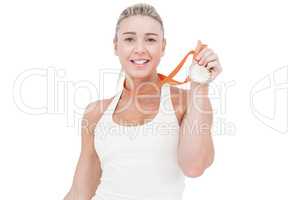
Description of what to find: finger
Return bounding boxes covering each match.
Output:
[201,54,218,66]
[198,50,214,65]
[210,66,222,80]
[195,47,210,62]
[209,67,218,80]
[194,40,203,55]
[193,41,207,61]
[206,60,218,70]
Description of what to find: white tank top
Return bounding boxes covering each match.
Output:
[91,83,186,200]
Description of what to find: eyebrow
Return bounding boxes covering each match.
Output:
[122,32,159,36]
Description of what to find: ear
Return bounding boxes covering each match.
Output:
[161,38,166,57]
[113,38,118,56]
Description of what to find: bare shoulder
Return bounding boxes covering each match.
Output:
[83,97,114,130]
[80,97,114,155]
[169,85,188,125]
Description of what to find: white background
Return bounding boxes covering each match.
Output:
[0,0,299,199]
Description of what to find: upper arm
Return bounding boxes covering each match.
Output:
[79,98,112,168]
[80,101,102,157]
[65,99,111,199]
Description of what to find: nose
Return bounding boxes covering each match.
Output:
[133,40,147,54]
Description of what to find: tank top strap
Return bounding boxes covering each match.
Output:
[100,90,122,123]
[101,89,123,120]
[159,83,177,116]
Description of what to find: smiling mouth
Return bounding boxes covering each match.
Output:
[130,59,150,65]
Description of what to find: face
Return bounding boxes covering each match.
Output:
[114,15,166,80]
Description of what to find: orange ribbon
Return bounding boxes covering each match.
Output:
[158,41,207,85]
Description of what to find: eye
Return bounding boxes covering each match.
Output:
[124,37,134,42]
[146,38,156,42]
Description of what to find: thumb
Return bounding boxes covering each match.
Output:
[194,40,202,55]
[193,40,207,61]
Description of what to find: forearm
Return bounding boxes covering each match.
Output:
[64,153,101,200]
[178,82,214,176]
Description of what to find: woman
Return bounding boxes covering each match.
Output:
[64,3,222,200]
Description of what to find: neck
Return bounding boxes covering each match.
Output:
[123,73,162,96]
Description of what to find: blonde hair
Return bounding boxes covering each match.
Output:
[114,3,164,41]
[114,3,164,91]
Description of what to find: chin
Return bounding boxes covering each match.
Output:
[124,66,153,76]
[125,69,155,80]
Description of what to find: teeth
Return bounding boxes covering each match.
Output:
[132,59,148,64]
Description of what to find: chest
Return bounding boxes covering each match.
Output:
[112,91,186,126]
